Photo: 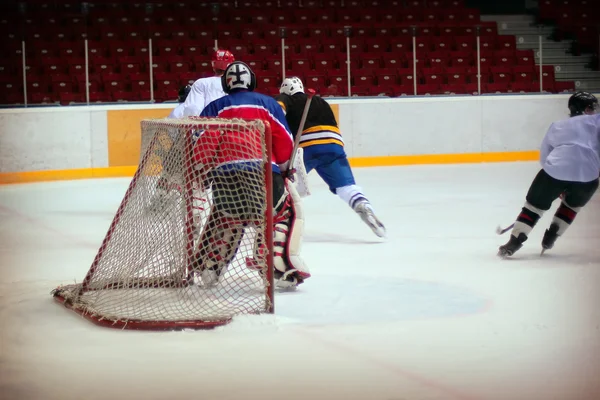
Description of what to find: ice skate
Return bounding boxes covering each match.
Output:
[498,233,528,258]
[274,269,302,289]
[354,201,386,238]
[541,223,560,255]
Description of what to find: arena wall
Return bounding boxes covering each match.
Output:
[0,93,588,184]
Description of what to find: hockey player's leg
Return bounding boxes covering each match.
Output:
[191,170,250,286]
[336,185,386,238]
[193,211,244,287]
[498,170,564,257]
[311,149,386,237]
[542,178,599,253]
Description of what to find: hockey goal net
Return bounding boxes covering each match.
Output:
[52,118,274,330]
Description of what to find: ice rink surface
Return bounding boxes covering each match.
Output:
[1,161,599,400]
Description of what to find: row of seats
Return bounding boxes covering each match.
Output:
[1,64,561,98]
[327,81,575,96]
[3,34,519,60]
[4,8,483,26]
[2,48,534,74]
[2,21,500,44]
[2,0,468,13]
[2,80,575,107]
[0,65,554,88]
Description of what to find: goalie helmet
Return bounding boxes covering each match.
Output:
[177,84,191,103]
[211,49,235,72]
[221,61,256,94]
[280,76,304,95]
[568,91,598,117]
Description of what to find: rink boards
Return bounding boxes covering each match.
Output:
[0,93,587,184]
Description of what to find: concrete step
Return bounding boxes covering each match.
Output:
[518,41,573,51]
[500,27,555,36]
[556,71,600,79]
[529,48,573,58]
[572,78,600,91]
[481,14,536,23]
[515,34,569,44]
[535,55,593,65]
[551,64,597,74]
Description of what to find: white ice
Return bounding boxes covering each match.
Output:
[1,162,599,400]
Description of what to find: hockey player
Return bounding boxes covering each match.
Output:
[167,84,191,118]
[179,49,235,117]
[498,91,599,257]
[194,61,310,288]
[155,51,234,203]
[276,77,386,238]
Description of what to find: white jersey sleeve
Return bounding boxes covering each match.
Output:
[539,123,554,166]
[541,114,600,182]
[182,76,227,117]
[167,103,185,119]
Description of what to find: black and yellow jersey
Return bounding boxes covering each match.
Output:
[275,92,344,148]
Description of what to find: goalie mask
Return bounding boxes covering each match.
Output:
[221,61,256,93]
[280,76,304,95]
[568,91,598,117]
[211,49,235,72]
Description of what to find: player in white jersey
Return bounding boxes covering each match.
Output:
[167,84,191,119]
[498,91,599,257]
[155,51,234,204]
[179,49,235,117]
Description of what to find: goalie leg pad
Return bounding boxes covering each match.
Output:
[194,212,244,287]
[291,147,311,198]
[273,181,310,282]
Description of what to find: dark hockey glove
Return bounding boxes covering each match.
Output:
[283,167,297,182]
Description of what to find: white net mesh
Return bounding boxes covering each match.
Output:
[53,118,273,329]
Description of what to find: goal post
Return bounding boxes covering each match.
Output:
[52,117,274,330]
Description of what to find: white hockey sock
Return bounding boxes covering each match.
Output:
[336,184,369,210]
[551,201,581,236]
[512,201,545,238]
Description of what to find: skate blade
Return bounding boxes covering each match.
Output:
[364,214,386,238]
[540,248,547,256]
[497,249,512,258]
[372,223,387,238]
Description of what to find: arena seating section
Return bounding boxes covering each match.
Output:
[0,0,581,105]
[538,0,599,56]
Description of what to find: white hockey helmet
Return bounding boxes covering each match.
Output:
[221,61,256,93]
[279,76,304,95]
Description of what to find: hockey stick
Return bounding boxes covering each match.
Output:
[496,223,514,235]
[287,88,316,171]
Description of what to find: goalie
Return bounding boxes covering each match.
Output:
[193,61,310,289]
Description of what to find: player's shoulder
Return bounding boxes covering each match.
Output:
[274,93,291,102]
[193,75,219,87]
[549,115,572,127]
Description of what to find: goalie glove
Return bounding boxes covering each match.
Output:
[277,160,296,182]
